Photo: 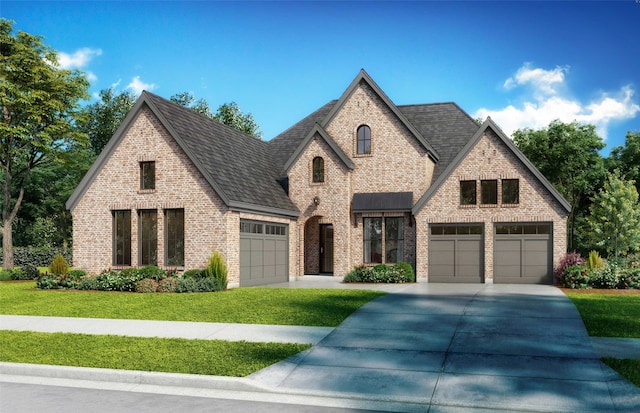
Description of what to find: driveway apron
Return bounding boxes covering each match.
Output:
[250,284,640,412]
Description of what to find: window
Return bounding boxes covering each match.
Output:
[363,217,382,263]
[140,161,155,190]
[165,209,184,267]
[481,180,497,204]
[112,210,131,266]
[460,180,477,205]
[385,217,404,263]
[502,179,519,204]
[312,157,324,183]
[357,125,371,155]
[139,210,157,266]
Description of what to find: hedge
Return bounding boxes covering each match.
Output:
[0,247,73,268]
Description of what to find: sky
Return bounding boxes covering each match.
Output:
[4,1,640,154]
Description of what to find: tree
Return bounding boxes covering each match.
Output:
[0,19,89,268]
[587,172,640,259]
[78,87,136,154]
[607,131,640,194]
[513,120,606,250]
[171,92,262,139]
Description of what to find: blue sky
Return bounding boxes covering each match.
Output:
[4,1,639,153]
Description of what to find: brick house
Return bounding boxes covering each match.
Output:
[67,70,570,287]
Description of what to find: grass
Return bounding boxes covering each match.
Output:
[0,330,310,377]
[0,282,385,327]
[564,292,640,338]
[602,358,640,387]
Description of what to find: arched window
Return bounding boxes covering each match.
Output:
[357,125,371,154]
[312,156,324,183]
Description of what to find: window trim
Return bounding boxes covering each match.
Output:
[138,209,158,266]
[480,179,498,205]
[356,125,371,155]
[312,156,324,183]
[164,209,185,267]
[460,180,477,205]
[502,179,520,204]
[363,216,405,264]
[112,210,131,266]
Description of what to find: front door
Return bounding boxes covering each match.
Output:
[320,224,334,273]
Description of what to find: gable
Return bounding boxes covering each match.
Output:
[413,119,571,215]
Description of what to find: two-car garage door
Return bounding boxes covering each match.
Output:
[240,220,288,287]
[428,223,552,284]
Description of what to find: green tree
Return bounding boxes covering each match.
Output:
[0,19,89,268]
[607,131,640,194]
[171,92,262,139]
[586,172,640,259]
[513,120,606,250]
[78,87,136,154]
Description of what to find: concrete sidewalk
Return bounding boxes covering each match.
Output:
[1,281,640,412]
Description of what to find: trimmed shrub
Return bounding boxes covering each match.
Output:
[394,261,415,282]
[205,251,228,290]
[138,265,166,281]
[0,246,72,268]
[135,278,159,293]
[176,277,220,293]
[78,275,101,291]
[554,252,585,284]
[344,263,414,284]
[49,254,70,276]
[157,277,180,293]
[562,265,590,289]
[68,269,87,279]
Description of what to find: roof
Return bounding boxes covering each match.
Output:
[352,192,413,212]
[412,118,572,214]
[67,92,299,218]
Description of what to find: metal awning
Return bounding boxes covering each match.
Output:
[351,192,413,212]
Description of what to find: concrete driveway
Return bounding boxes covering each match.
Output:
[251,283,640,412]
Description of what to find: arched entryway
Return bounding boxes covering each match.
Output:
[303,217,334,274]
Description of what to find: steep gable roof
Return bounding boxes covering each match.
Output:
[412,118,571,215]
[282,123,355,172]
[67,92,298,218]
[398,102,480,185]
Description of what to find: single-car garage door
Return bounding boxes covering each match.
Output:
[429,224,484,283]
[240,220,288,287]
[494,223,552,284]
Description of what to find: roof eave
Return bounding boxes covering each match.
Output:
[283,123,355,173]
[228,201,300,219]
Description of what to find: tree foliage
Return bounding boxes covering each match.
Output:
[586,172,640,258]
[0,19,89,268]
[78,87,136,154]
[513,120,606,249]
[607,131,640,194]
[171,92,262,139]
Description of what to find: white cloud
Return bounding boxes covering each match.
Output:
[474,64,640,140]
[57,47,102,70]
[127,76,157,95]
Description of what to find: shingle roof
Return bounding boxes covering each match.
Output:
[398,103,480,185]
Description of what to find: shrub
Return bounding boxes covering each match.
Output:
[68,269,87,279]
[176,277,220,293]
[135,278,159,293]
[554,252,585,284]
[78,275,101,291]
[586,250,604,270]
[183,269,205,279]
[0,246,72,268]
[590,263,621,289]
[157,277,179,293]
[0,270,12,281]
[617,267,640,289]
[16,264,41,280]
[394,261,415,282]
[36,273,79,290]
[562,265,590,289]
[138,265,166,281]
[205,251,228,290]
[49,254,70,276]
[344,263,414,284]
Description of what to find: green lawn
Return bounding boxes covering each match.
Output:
[564,292,640,338]
[602,358,640,387]
[0,281,385,327]
[0,330,310,377]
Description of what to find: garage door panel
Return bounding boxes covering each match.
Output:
[240,220,289,287]
[429,228,483,283]
[494,224,551,285]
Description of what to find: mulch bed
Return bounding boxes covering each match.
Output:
[558,287,640,295]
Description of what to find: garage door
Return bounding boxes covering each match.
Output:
[240,220,288,286]
[494,224,552,284]
[429,224,484,283]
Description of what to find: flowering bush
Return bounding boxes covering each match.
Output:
[555,252,585,284]
[344,262,414,283]
[135,278,159,293]
[561,265,590,289]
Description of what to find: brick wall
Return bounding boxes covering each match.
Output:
[415,129,569,281]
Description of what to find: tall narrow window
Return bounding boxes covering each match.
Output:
[165,209,184,267]
[357,125,371,155]
[481,180,498,204]
[502,179,519,204]
[140,161,155,190]
[112,210,131,266]
[385,217,404,263]
[139,210,157,266]
[363,217,382,263]
[312,157,324,183]
[460,180,477,205]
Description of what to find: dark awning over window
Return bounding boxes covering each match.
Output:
[352,192,413,213]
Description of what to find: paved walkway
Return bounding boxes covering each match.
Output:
[1,280,639,412]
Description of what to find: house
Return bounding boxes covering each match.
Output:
[66,70,570,287]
